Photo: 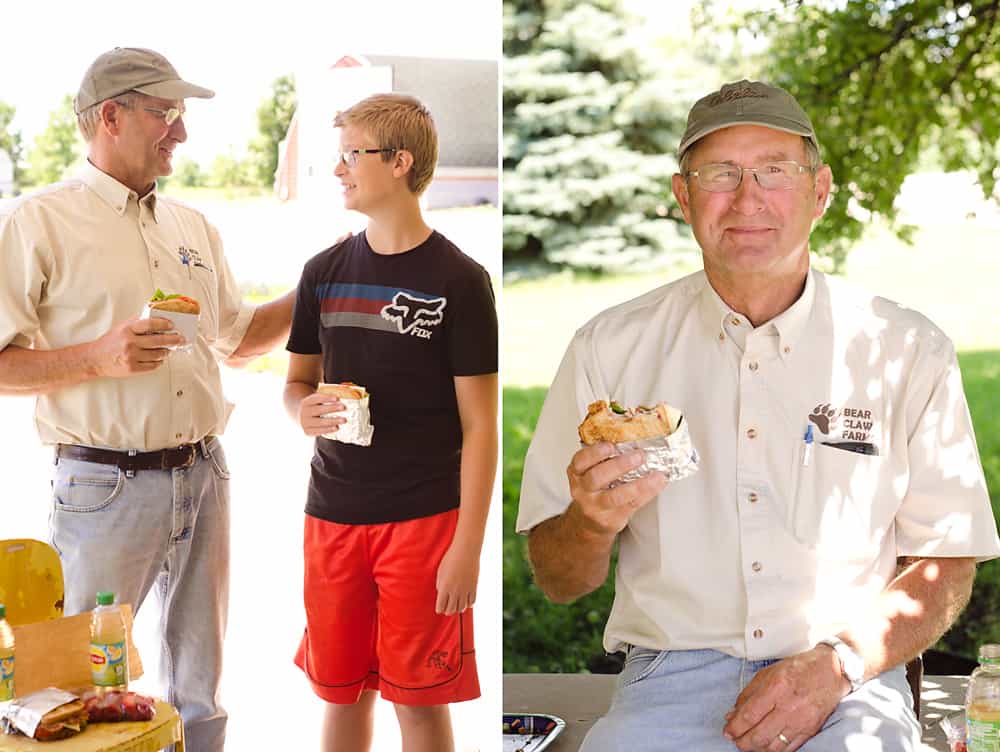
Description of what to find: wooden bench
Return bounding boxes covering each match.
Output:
[504,673,968,751]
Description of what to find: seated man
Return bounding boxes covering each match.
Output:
[516,80,1000,752]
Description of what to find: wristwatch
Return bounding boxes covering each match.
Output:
[816,637,865,692]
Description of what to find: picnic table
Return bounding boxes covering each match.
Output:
[504,673,968,751]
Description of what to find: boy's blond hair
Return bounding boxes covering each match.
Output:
[334,93,438,195]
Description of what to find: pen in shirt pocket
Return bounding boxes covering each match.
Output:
[802,424,814,467]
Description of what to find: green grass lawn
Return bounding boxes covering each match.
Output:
[502,219,1000,671]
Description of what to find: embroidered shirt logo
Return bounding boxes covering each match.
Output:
[380,292,447,339]
[178,245,212,274]
[809,403,875,443]
[426,650,452,673]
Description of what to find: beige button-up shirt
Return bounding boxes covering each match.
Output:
[517,269,1000,660]
[0,161,255,450]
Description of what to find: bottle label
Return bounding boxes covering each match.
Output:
[968,717,1000,751]
[90,640,128,687]
[0,653,13,701]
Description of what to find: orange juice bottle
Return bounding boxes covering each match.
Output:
[967,643,1000,751]
[0,604,13,701]
[89,591,128,693]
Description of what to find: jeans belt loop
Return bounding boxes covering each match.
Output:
[126,449,137,478]
[198,437,210,460]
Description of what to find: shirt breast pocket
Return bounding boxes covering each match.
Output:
[789,443,896,558]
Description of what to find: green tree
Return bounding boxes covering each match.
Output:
[208,151,253,188]
[0,101,24,192]
[171,157,206,188]
[738,0,1000,268]
[503,0,698,270]
[247,75,296,188]
[23,95,83,187]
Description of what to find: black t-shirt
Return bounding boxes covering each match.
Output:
[286,230,498,524]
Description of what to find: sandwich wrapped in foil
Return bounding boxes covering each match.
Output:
[607,415,699,487]
[322,394,374,447]
[2,687,80,738]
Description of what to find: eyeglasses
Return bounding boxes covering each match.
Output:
[685,161,816,192]
[142,105,185,126]
[335,148,400,168]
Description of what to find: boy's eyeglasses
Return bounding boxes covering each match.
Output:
[336,148,401,168]
[684,161,816,192]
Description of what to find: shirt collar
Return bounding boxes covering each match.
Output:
[79,160,159,221]
[698,267,817,359]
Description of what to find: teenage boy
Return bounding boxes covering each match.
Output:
[282,93,498,752]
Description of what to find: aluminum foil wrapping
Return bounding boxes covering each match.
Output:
[322,395,374,447]
[2,687,79,737]
[607,417,699,487]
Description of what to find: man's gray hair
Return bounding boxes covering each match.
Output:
[77,91,140,143]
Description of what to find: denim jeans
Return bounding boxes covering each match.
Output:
[50,437,231,752]
[580,647,921,752]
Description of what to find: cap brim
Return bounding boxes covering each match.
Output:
[133,79,215,101]
[678,118,816,161]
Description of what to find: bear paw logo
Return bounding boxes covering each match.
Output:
[808,403,839,435]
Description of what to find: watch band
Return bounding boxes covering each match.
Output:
[817,637,865,692]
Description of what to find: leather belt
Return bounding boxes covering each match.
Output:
[55,439,214,472]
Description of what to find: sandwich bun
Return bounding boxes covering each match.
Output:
[317,382,367,400]
[578,400,681,445]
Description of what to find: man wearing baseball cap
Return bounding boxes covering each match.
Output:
[517,80,999,750]
[0,48,297,751]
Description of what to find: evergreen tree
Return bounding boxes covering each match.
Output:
[503,0,697,271]
[23,95,83,188]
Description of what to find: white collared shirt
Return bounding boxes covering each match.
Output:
[0,161,255,450]
[517,269,1000,660]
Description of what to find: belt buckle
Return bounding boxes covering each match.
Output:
[179,444,197,469]
[165,444,197,470]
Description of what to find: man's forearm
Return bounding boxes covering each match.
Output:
[839,556,976,680]
[227,290,295,366]
[527,503,617,604]
[283,381,315,422]
[0,343,100,396]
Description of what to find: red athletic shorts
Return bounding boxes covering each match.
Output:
[294,508,480,705]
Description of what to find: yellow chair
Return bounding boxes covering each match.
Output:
[0,539,185,751]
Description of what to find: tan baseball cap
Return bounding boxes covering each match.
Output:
[73,47,214,114]
[677,80,819,163]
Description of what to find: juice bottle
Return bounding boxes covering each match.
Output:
[967,643,1000,751]
[0,604,13,701]
[89,591,128,693]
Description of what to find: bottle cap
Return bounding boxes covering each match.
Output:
[980,644,1000,662]
[96,591,115,606]
[0,604,5,619]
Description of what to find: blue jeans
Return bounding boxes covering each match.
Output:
[580,647,921,752]
[50,438,231,752]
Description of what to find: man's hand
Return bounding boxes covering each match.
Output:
[723,646,850,751]
[91,317,185,378]
[297,391,346,437]
[567,442,668,535]
[435,539,479,615]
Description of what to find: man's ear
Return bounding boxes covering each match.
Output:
[392,149,414,179]
[100,100,124,137]
[672,173,693,224]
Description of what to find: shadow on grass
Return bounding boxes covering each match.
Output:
[503,351,1000,672]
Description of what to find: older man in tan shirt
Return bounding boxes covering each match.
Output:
[0,48,293,751]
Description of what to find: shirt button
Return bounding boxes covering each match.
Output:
[784,346,791,354]
[752,561,762,573]
[718,332,725,341]
[748,361,759,371]
[731,317,740,326]
[748,492,759,503]
[176,390,184,397]
[153,260,160,268]
[746,428,757,439]
[753,628,764,639]
[175,432,182,440]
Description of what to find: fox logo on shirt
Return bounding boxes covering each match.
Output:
[380,292,447,337]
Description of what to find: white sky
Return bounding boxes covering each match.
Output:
[3,0,500,164]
